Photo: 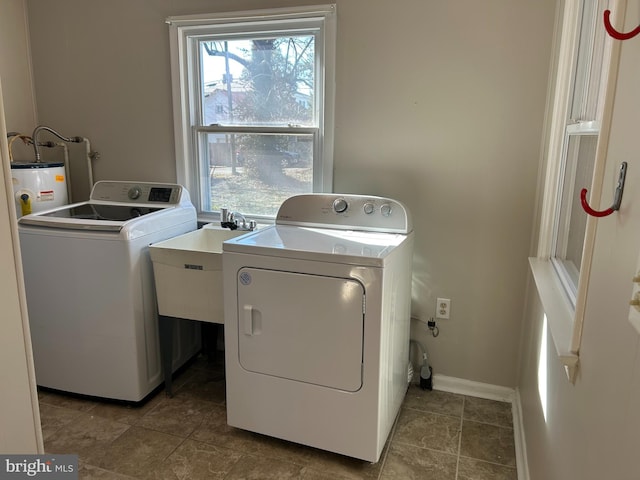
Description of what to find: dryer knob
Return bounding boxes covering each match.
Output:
[363,202,375,215]
[333,198,348,214]
[380,203,392,217]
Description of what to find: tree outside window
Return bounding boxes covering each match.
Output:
[168,6,335,220]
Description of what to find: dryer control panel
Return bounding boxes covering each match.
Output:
[276,193,412,234]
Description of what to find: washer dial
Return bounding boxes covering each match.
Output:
[128,186,142,200]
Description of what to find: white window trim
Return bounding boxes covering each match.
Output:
[166,5,336,222]
[550,123,600,306]
[531,0,624,383]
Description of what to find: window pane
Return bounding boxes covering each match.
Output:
[199,36,315,127]
[569,0,609,121]
[554,134,597,292]
[200,132,313,217]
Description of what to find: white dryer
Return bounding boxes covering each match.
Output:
[223,193,414,462]
[18,181,201,402]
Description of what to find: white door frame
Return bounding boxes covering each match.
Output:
[0,77,43,453]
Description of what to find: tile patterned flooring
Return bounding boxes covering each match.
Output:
[39,356,518,479]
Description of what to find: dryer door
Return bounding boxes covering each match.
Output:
[237,267,364,392]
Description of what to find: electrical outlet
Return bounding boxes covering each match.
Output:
[436,298,450,319]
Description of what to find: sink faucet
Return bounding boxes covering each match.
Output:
[220,208,256,231]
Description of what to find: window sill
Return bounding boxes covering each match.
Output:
[529,257,580,383]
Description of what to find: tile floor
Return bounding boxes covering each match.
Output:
[38,355,518,479]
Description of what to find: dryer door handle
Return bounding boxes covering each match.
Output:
[243,304,254,336]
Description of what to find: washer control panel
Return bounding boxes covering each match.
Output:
[90,181,185,205]
[277,194,412,234]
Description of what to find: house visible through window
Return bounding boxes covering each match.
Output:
[167,5,336,220]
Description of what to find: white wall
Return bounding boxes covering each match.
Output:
[518,2,640,478]
[0,0,36,133]
[332,0,555,386]
[20,0,556,388]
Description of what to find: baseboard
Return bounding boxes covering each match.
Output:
[432,373,515,402]
[512,388,530,480]
[432,374,529,480]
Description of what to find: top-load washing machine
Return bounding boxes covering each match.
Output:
[18,181,201,402]
[223,193,414,462]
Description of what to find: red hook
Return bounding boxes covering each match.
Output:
[580,162,628,218]
[604,9,640,40]
[580,188,614,217]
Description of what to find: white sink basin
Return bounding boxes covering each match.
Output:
[150,225,250,323]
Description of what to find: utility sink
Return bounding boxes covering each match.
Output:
[150,224,250,323]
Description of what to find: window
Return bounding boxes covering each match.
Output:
[167,5,336,221]
[550,0,609,306]
[552,126,598,302]
[531,0,621,381]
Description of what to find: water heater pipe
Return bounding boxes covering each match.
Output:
[81,137,99,191]
[54,142,72,204]
[32,125,83,162]
[30,125,100,192]
[7,134,31,162]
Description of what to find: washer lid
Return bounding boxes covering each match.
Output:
[17,181,195,234]
[18,202,166,232]
[223,224,409,266]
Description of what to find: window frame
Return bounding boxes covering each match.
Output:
[550,122,599,305]
[167,5,336,222]
[531,0,623,382]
